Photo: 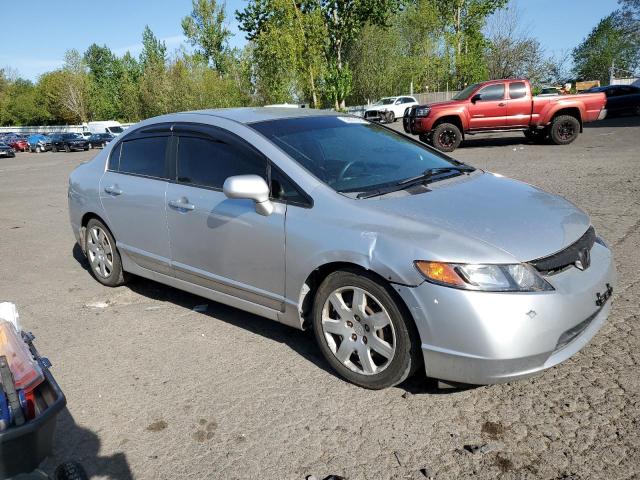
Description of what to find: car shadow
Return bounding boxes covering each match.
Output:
[71,246,467,395]
[460,135,528,149]
[42,408,134,480]
[584,115,640,128]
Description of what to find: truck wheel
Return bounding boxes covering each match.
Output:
[549,115,580,145]
[419,133,433,145]
[523,128,548,144]
[432,123,462,152]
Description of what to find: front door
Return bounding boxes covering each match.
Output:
[99,131,172,275]
[468,82,507,130]
[166,124,286,312]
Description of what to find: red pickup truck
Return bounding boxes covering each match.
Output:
[403,79,607,152]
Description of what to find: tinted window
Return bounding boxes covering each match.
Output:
[270,167,307,205]
[176,135,266,189]
[478,84,505,101]
[118,136,168,178]
[509,82,527,99]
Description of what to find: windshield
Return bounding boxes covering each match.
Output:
[374,98,396,105]
[62,133,81,139]
[251,116,459,194]
[108,126,124,133]
[452,83,480,100]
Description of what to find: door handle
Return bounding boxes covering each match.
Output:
[104,185,122,196]
[168,199,195,211]
[498,102,506,107]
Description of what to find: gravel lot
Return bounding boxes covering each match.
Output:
[1,116,639,480]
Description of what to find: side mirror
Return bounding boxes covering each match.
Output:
[223,174,274,216]
[471,94,482,103]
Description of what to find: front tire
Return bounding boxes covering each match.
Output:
[549,115,580,145]
[84,219,127,287]
[312,269,420,389]
[431,122,462,152]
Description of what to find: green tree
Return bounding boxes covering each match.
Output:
[181,0,232,72]
[436,0,507,87]
[573,12,639,84]
[84,44,122,120]
[138,26,170,117]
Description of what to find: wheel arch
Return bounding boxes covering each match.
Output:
[298,261,417,333]
[551,107,583,131]
[79,212,111,253]
[432,115,465,138]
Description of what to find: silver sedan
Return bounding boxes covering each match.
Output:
[68,108,616,389]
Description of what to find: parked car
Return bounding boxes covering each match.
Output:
[79,131,93,140]
[27,134,53,153]
[68,108,615,389]
[0,142,15,158]
[87,121,125,135]
[7,137,29,152]
[582,84,640,116]
[364,96,418,123]
[404,78,607,152]
[87,133,115,149]
[50,133,89,152]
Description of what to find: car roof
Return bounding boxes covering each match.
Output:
[179,107,338,125]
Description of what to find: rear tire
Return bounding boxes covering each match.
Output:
[312,269,420,389]
[84,219,127,287]
[549,115,580,145]
[431,122,462,152]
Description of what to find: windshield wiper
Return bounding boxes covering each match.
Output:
[356,166,475,199]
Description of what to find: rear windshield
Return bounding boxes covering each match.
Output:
[251,116,457,194]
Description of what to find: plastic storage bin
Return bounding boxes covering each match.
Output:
[0,334,66,479]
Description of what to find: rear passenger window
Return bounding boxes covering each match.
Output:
[108,143,121,171]
[509,82,527,99]
[478,84,505,101]
[176,135,266,189]
[117,136,168,178]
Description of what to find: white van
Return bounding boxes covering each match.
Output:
[87,121,125,136]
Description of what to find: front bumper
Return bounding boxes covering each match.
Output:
[397,243,616,384]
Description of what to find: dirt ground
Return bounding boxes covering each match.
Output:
[0,116,638,480]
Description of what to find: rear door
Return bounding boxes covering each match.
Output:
[165,123,287,312]
[505,81,532,127]
[468,82,507,130]
[99,125,173,275]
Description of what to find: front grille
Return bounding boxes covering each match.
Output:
[364,110,380,120]
[530,226,596,274]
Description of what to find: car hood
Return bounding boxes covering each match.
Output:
[363,172,590,262]
[425,99,464,108]
[366,104,392,111]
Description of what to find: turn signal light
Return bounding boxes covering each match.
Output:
[414,261,465,287]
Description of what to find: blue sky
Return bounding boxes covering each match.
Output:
[1,0,621,81]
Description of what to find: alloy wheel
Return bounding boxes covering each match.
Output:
[557,120,576,141]
[438,128,456,148]
[321,286,396,375]
[86,226,114,279]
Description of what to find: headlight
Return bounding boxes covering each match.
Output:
[414,261,553,292]
[415,106,430,117]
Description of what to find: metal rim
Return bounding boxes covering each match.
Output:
[557,120,576,141]
[321,286,396,375]
[86,226,114,279]
[437,127,457,148]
